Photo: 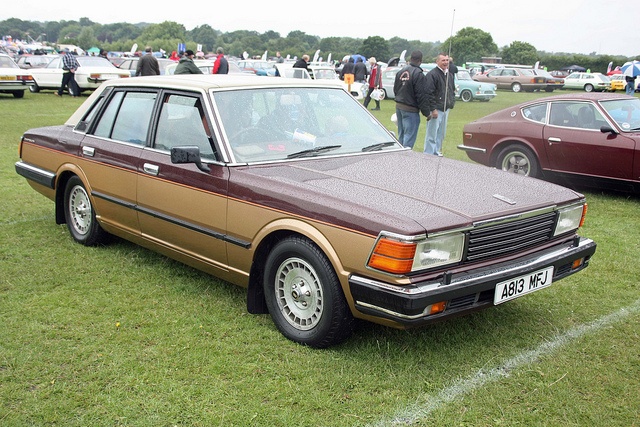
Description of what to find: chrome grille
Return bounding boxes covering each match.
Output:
[466,212,556,262]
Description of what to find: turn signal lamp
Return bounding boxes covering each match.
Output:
[368,238,416,275]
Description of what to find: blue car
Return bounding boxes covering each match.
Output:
[456,69,497,102]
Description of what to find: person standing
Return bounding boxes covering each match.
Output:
[293,54,310,70]
[174,50,203,75]
[625,74,636,96]
[275,51,285,63]
[363,57,382,110]
[424,53,458,156]
[212,47,229,74]
[135,46,160,76]
[393,50,430,148]
[340,57,355,80]
[354,57,368,83]
[56,48,80,97]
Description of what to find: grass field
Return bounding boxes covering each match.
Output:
[1,88,639,426]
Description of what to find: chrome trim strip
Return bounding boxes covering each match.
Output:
[456,144,486,153]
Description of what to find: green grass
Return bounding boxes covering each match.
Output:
[1,89,639,427]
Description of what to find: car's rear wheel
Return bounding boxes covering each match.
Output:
[511,82,522,93]
[460,90,473,102]
[63,176,109,246]
[29,83,40,93]
[584,84,594,92]
[12,90,25,98]
[496,144,539,177]
[263,236,354,348]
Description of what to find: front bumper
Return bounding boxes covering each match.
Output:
[349,236,596,326]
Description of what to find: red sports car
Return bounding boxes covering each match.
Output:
[459,93,640,193]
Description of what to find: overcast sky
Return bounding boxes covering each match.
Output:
[4,0,639,58]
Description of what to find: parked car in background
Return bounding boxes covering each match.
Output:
[16,75,596,347]
[114,57,175,76]
[531,68,564,91]
[235,60,277,76]
[549,70,571,78]
[164,59,243,75]
[29,55,130,94]
[0,53,34,98]
[15,54,55,69]
[274,64,366,99]
[473,67,547,92]
[380,66,400,99]
[562,72,611,92]
[608,74,626,92]
[456,69,497,102]
[459,93,640,193]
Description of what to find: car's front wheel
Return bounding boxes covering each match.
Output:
[263,236,354,348]
[63,176,109,246]
[29,83,40,93]
[511,82,522,93]
[496,144,539,177]
[460,90,473,102]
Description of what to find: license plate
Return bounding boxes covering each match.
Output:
[494,266,554,305]
[0,76,16,81]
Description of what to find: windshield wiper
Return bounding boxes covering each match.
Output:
[286,145,342,159]
[361,141,398,152]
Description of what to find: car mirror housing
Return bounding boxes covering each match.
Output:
[600,125,618,135]
[170,146,210,172]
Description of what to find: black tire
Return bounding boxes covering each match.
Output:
[511,82,522,93]
[460,90,473,102]
[495,144,539,177]
[584,84,594,92]
[63,176,109,246]
[29,83,40,93]
[12,90,25,98]
[544,88,555,92]
[263,236,354,348]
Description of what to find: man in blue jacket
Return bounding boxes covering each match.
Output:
[424,53,458,156]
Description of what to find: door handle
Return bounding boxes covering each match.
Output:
[143,163,159,176]
[547,137,561,145]
[82,146,95,157]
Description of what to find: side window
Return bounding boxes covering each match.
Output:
[154,93,216,160]
[93,91,157,144]
[522,103,548,123]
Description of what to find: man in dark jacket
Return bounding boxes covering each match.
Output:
[135,46,160,76]
[424,53,458,156]
[174,50,203,75]
[393,51,430,148]
[354,57,368,83]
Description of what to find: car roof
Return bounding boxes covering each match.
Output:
[518,92,631,105]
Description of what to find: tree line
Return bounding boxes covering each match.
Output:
[1,18,633,72]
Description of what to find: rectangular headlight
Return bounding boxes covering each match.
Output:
[554,204,586,236]
[413,233,464,270]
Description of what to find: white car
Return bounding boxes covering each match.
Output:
[562,72,611,92]
[164,59,244,75]
[29,55,130,94]
[277,64,366,99]
[0,53,35,98]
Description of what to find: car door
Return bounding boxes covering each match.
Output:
[32,56,64,88]
[544,101,635,180]
[78,88,158,236]
[136,91,230,272]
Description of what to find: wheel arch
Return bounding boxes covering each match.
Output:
[246,219,347,315]
[53,165,91,225]
[488,138,538,167]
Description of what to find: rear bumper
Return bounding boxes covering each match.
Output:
[349,236,596,326]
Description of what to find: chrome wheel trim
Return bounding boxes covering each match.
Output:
[68,184,92,236]
[501,151,531,176]
[275,257,324,331]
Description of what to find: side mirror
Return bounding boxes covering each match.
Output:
[600,125,618,135]
[170,146,210,172]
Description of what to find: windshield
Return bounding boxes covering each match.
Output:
[213,87,399,162]
[0,56,19,69]
[457,70,472,80]
[600,98,640,131]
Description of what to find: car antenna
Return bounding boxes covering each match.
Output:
[444,8,456,112]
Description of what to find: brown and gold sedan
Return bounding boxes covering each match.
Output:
[16,75,596,347]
